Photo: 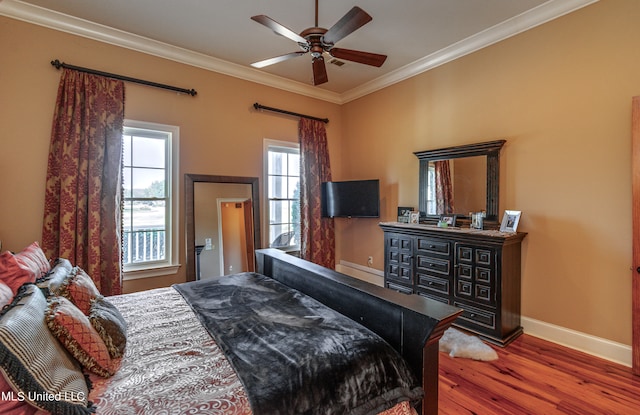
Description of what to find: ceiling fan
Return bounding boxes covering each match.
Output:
[250,0,387,86]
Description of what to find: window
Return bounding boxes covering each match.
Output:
[122,121,179,278]
[265,140,300,251]
[427,161,436,215]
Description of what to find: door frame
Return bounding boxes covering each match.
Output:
[631,96,640,375]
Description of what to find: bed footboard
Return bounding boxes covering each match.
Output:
[255,249,461,415]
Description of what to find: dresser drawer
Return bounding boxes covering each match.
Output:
[416,273,450,295]
[416,255,450,277]
[416,237,451,256]
[454,302,496,330]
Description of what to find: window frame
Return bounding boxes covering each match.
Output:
[263,139,301,252]
[122,120,180,280]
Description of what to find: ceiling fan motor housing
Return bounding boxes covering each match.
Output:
[300,27,329,58]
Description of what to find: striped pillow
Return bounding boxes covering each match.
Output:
[0,284,93,414]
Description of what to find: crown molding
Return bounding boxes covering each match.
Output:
[0,0,343,104]
[341,0,599,103]
[1,0,598,105]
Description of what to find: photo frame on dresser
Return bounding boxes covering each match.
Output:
[500,210,521,232]
[440,214,457,227]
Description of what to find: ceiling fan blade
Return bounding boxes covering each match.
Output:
[322,6,372,46]
[251,15,307,44]
[329,48,387,67]
[312,56,328,85]
[251,51,307,68]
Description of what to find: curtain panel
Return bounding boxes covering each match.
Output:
[299,118,335,269]
[434,160,455,215]
[42,68,125,295]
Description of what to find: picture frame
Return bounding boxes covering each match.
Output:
[410,212,420,224]
[439,214,457,227]
[397,207,413,223]
[500,210,521,232]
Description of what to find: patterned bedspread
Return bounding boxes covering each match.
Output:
[88,286,418,415]
[88,287,251,414]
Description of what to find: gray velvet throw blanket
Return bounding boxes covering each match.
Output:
[174,272,423,415]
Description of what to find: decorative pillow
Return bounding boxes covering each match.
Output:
[49,266,101,315]
[0,282,13,309]
[13,242,50,280]
[0,251,35,296]
[0,284,93,414]
[89,296,127,358]
[37,258,73,289]
[0,370,40,414]
[46,296,116,378]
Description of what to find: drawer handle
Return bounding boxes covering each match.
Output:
[469,313,476,318]
[428,281,434,285]
[429,245,435,248]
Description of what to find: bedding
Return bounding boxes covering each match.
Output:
[89,283,419,415]
[174,272,423,415]
[0,247,460,415]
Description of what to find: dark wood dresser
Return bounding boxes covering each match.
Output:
[380,222,526,346]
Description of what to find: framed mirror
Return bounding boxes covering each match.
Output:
[185,174,260,281]
[414,140,505,228]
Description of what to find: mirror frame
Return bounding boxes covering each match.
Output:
[185,174,261,282]
[414,140,505,228]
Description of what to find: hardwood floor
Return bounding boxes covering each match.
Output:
[438,334,640,414]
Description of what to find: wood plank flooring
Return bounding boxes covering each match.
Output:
[438,334,640,414]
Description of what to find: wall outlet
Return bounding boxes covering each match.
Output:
[205,238,213,250]
[367,256,373,267]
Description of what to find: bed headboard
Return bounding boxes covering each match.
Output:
[255,248,461,415]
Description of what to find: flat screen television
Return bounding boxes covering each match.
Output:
[321,179,380,218]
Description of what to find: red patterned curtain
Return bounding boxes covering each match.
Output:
[435,160,455,214]
[299,118,335,268]
[42,68,125,295]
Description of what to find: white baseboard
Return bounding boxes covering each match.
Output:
[522,316,632,367]
[336,261,632,367]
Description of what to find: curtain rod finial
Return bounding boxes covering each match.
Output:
[51,59,63,69]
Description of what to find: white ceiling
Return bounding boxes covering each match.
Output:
[1,0,597,103]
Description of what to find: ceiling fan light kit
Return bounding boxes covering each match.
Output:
[250,0,387,86]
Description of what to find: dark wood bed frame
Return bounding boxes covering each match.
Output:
[255,249,462,415]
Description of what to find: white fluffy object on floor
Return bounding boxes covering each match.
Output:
[439,327,498,361]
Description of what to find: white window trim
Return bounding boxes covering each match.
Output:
[123,120,181,280]
[263,138,300,252]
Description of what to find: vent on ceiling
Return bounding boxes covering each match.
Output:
[329,59,345,67]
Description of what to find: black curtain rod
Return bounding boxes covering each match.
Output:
[253,102,329,124]
[50,59,197,96]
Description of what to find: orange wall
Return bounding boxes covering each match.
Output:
[0,16,343,291]
[1,0,639,347]
[339,0,639,345]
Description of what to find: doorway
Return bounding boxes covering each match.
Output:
[218,198,254,275]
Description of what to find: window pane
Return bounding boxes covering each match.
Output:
[268,176,286,199]
[288,153,300,177]
[269,200,290,224]
[123,135,132,166]
[132,136,165,168]
[270,224,292,247]
[131,168,165,198]
[269,152,286,175]
[288,177,300,199]
[123,201,166,264]
[123,167,132,198]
